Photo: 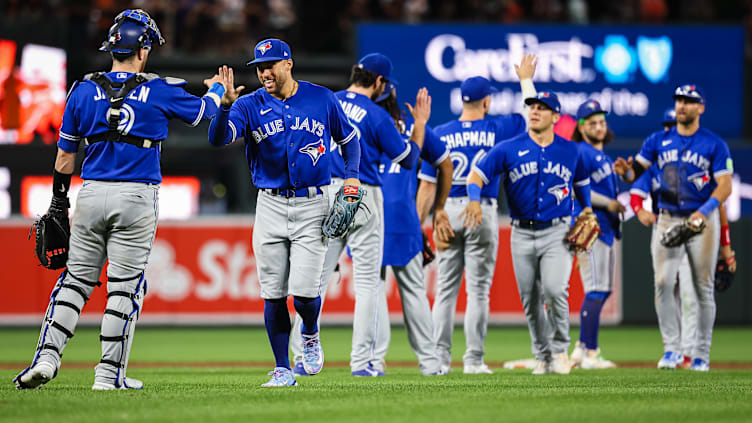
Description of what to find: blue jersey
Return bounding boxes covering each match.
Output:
[635,127,732,214]
[418,115,525,198]
[57,72,218,184]
[474,133,590,221]
[572,142,621,246]
[630,164,661,214]
[211,81,357,189]
[380,114,449,267]
[330,91,412,186]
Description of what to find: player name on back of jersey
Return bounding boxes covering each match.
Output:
[250,116,326,143]
[93,85,151,103]
[339,100,367,123]
[441,130,495,149]
[591,162,613,184]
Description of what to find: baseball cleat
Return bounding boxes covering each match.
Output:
[679,355,692,370]
[425,368,448,376]
[293,362,309,376]
[261,367,297,387]
[14,361,56,390]
[532,360,552,375]
[301,332,323,375]
[92,377,144,390]
[689,358,710,372]
[551,353,571,375]
[503,358,538,370]
[657,352,681,370]
[570,341,586,368]
[352,362,385,377]
[463,363,494,374]
[580,349,617,369]
[439,364,452,374]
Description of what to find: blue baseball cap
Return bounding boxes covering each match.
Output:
[375,81,398,103]
[524,91,561,113]
[673,84,704,104]
[662,108,677,125]
[247,38,292,66]
[576,99,607,120]
[358,53,395,82]
[460,76,498,102]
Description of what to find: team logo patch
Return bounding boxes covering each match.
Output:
[688,171,711,191]
[299,139,326,166]
[257,42,272,55]
[547,183,569,205]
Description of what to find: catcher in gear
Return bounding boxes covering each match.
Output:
[15,8,227,391]
[32,196,71,270]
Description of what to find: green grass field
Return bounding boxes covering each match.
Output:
[1,326,751,423]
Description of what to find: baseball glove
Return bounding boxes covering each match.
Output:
[715,255,735,292]
[322,185,365,238]
[660,218,705,248]
[422,231,435,266]
[566,212,601,252]
[30,196,70,270]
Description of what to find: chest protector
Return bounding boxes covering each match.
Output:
[83,72,161,149]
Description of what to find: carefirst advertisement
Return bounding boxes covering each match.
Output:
[357,24,744,138]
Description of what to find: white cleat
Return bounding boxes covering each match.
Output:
[440,364,452,374]
[92,377,144,390]
[657,352,680,370]
[301,332,324,375]
[15,361,55,390]
[580,349,617,369]
[261,367,297,387]
[532,360,552,375]
[570,341,586,368]
[503,358,539,370]
[689,358,710,372]
[552,353,571,375]
[463,363,494,374]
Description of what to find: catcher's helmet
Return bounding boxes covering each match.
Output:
[100,9,165,54]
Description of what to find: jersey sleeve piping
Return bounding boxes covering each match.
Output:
[472,165,490,185]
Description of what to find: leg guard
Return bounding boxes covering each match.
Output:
[95,273,146,389]
[14,270,100,388]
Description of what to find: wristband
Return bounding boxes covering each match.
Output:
[697,197,719,217]
[630,193,643,215]
[207,82,226,98]
[467,183,482,202]
[52,169,72,199]
[720,224,731,247]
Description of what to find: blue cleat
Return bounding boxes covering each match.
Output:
[657,352,681,370]
[293,362,309,376]
[261,367,297,387]
[690,358,710,372]
[352,362,385,377]
[302,332,324,375]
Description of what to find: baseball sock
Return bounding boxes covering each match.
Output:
[264,298,291,370]
[293,296,321,335]
[579,291,611,350]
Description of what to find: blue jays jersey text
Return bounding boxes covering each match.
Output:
[418,115,525,198]
[380,114,449,267]
[330,91,411,186]
[635,127,732,213]
[214,81,357,189]
[573,142,620,245]
[57,72,218,183]
[474,133,590,221]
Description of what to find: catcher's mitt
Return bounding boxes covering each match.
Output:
[566,212,601,252]
[322,185,365,238]
[422,231,435,266]
[30,197,70,269]
[660,217,705,248]
[715,255,735,292]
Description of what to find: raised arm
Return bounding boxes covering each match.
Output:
[208,66,246,147]
[515,53,538,130]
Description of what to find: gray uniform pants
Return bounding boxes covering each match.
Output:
[33,181,157,385]
[576,239,615,293]
[511,220,573,362]
[291,180,383,372]
[432,197,498,368]
[379,252,442,375]
[652,210,717,361]
[675,255,698,358]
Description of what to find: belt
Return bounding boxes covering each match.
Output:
[512,216,569,230]
[659,209,693,218]
[261,187,323,198]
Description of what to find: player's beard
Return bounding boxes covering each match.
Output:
[676,113,698,126]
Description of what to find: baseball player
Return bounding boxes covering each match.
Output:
[14,9,226,390]
[466,91,593,375]
[289,53,425,377]
[568,100,624,370]
[368,82,453,375]
[416,55,537,374]
[208,38,362,387]
[614,85,733,371]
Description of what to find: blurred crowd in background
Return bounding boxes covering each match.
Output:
[2,0,752,57]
